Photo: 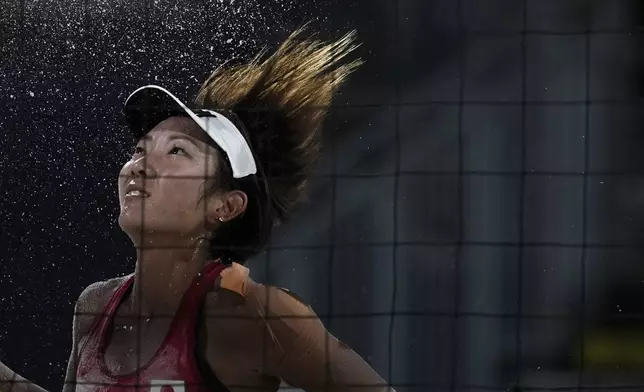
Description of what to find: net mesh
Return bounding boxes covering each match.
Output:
[1,0,643,391]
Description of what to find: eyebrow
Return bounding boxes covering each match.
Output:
[138,133,206,152]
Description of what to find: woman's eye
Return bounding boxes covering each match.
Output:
[133,146,145,155]
[169,146,187,156]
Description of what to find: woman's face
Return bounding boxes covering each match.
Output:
[117,116,222,242]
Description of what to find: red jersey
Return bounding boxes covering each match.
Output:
[75,262,228,392]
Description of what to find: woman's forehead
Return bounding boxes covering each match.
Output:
[147,116,212,145]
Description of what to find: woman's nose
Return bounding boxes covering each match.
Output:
[129,155,157,179]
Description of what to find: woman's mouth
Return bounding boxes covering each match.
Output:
[125,190,149,197]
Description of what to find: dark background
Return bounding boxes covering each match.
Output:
[1,0,644,391]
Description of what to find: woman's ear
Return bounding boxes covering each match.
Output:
[206,190,248,225]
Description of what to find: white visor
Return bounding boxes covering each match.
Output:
[123,85,258,179]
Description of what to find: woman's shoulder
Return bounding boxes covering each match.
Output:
[72,275,130,335]
[245,282,313,316]
[202,265,318,374]
[76,275,130,313]
[210,263,312,317]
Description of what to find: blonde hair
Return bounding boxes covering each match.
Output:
[195,26,362,222]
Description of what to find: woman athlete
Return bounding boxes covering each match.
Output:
[0,29,394,392]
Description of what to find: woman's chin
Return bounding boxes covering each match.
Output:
[118,213,149,234]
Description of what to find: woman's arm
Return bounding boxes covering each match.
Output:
[269,290,394,391]
[0,362,48,392]
[204,263,394,391]
[240,277,395,392]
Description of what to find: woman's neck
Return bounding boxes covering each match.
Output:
[128,243,210,319]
